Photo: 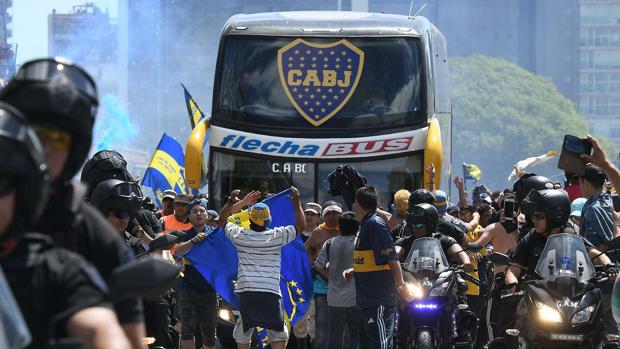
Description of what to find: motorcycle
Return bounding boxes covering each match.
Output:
[488,233,616,349]
[399,237,480,349]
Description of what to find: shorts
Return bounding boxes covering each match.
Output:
[178,281,218,345]
[233,314,289,344]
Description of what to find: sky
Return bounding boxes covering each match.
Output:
[12,0,118,64]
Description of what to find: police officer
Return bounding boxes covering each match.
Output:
[392,189,435,240]
[0,57,147,348]
[0,103,130,349]
[82,150,163,240]
[90,179,151,256]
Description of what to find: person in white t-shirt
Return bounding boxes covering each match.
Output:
[218,187,306,349]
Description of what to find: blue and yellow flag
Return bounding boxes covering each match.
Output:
[187,189,313,344]
[463,163,482,181]
[181,83,205,129]
[141,133,188,206]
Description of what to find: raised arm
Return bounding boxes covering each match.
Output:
[290,186,306,234]
[454,176,468,207]
[583,135,620,194]
[216,189,261,227]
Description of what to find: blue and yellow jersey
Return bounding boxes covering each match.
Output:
[354,213,399,309]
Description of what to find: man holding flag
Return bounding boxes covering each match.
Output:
[218,187,306,349]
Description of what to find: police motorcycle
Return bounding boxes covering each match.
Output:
[399,237,480,349]
[488,233,616,349]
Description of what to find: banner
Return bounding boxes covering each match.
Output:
[141,133,187,206]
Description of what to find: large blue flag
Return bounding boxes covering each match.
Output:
[141,133,188,206]
[187,189,314,329]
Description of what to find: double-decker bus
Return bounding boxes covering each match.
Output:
[186,11,451,210]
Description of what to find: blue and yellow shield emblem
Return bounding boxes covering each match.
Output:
[278,39,365,127]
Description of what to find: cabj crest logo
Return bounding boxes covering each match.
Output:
[278,39,364,127]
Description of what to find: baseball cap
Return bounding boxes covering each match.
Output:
[162,189,176,200]
[434,190,448,214]
[322,204,343,219]
[206,209,219,221]
[304,202,322,215]
[570,198,587,217]
[582,163,607,183]
[249,203,271,227]
[174,194,191,204]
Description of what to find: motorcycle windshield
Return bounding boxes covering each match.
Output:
[403,237,449,274]
[534,233,595,284]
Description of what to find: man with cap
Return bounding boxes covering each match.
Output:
[569,198,587,234]
[217,187,304,349]
[302,202,322,242]
[157,190,177,219]
[304,202,343,349]
[173,198,222,349]
[161,194,193,234]
[579,163,619,261]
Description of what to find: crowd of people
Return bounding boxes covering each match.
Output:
[3,56,620,349]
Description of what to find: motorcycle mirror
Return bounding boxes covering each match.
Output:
[488,252,512,266]
[467,243,482,252]
[107,257,180,301]
[148,234,179,253]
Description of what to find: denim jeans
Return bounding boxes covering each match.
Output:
[313,294,328,349]
[327,306,365,349]
[359,305,396,349]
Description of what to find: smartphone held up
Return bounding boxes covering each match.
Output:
[558,135,592,176]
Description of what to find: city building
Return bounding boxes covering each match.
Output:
[0,0,15,82]
[48,3,118,97]
[578,0,620,145]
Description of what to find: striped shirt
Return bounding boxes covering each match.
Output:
[224,222,296,296]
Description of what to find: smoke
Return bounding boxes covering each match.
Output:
[93,94,139,151]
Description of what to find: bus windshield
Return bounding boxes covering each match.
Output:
[214,36,426,132]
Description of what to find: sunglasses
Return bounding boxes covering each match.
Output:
[34,127,72,151]
[531,212,546,221]
[0,175,14,196]
[111,211,131,220]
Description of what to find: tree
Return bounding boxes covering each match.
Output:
[449,55,617,191]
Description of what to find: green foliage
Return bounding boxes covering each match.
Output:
[449,55,617,190]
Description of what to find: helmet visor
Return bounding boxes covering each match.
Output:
[14,58,98,102]
[521,189,544,216]
[0,108,48,177]
[113,181,143,200]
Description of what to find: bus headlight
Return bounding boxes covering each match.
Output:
[572,305,595,324]
[405,282,425,300]
[535,302,562,323]
[218,308,234,323]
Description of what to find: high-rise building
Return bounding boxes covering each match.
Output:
[0,0,15,82]
[48,3,118,96]
[578,0,620,145]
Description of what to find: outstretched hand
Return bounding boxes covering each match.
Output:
[239,190,261,207]
[290,186,301,204]
[453,176,464,190]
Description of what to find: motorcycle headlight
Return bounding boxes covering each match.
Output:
[572,305,595,324]
[218,308,235,323]
[535,301,562,323]
[405,282,425,300]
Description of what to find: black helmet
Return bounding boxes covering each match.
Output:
[513,174,554,209]
[408,189,435,208]
[0,102,50,236]
[407,203,439,234]
[0,57,98,182]
[81,150,134,199]
[521,189,570,233]
[90,179,144,216]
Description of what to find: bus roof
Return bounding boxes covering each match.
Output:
[221,11,434,38]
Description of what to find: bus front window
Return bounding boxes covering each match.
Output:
[210,150,315,209]
[215,36,426,133]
